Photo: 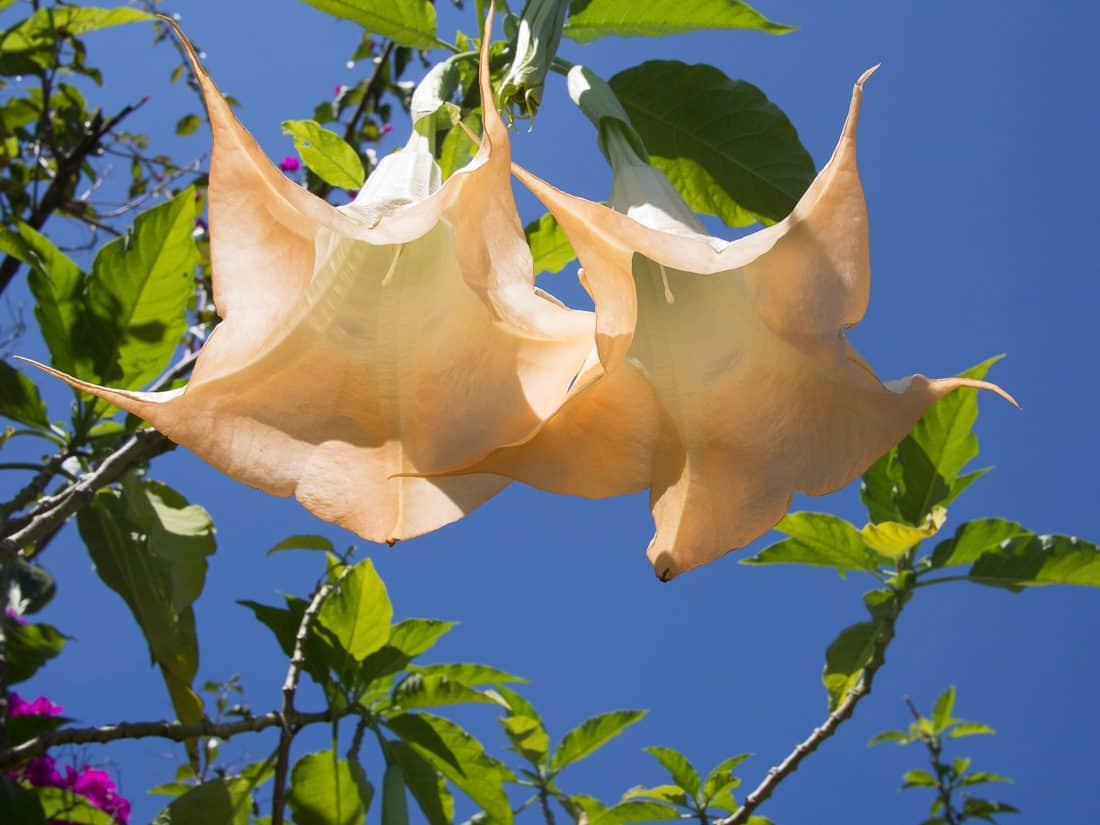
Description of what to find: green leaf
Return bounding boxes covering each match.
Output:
[564,0,792,43]
[385,713,513,824]
[895,356,1002,524]
[966,534,1100,589]
[960,772,1013,787]
[4,619,65,684]
[267,534,337,555]
[83,188,199,392]
[948,721,995,739]
[387,741,454,825]
[743,512,876,575]
[319,557,392,664]
[20,222,85,375]
[597,800,684,825]
[867,729,912,747]
[901,769,938,789]
[34,788,118,825]
[822,621,880,711]
[390,673,500,710]
[288,751,366,825]
[525,213,576,276]
[294,0,438,49]
[609,61,813,226]
[237,598,335,687]
[497,686,550,767]
[621,784,688,807]
[643,746,699,797]
[931,686,956,733]
[175,114,202,136]
[930,518,1028,569]
[703,754,750,807]
[150,778,252,825]
[438,113,480,179]
[551,710,646,772]
[381,760,410,825]
[860,452,905,524]
[961,798,1019,818]
[861,507,946,561]
[0,776,45,825]
[76,476,214,734]
[356,618,456,689]
[411,663,527,686]
[2,6,152,52]
[0,360,48,427]
[282,120,366,189]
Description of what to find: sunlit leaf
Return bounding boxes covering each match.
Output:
[318,557,393,664]
[149,778,252,825]
[294,0,438,49]
[822,621,879,711]
[564,0,792,43]
[282,119,366,189]
[551,710,646,772]
[288,751,366,825]
[743,513,875,575]
[644,746,699,797]
[525,213,576,276]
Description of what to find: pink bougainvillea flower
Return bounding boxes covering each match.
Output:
[452,66,1016,580]
[23,9,592,543]
[277,154,301,172]
[9,692,63,717]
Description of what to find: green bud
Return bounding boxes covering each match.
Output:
[498,0,570,121]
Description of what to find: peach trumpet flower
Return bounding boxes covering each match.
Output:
[450,65,1017,580]
[23,14,594,544]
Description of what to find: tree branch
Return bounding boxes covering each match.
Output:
[0,709,339,771]
[270,569,348,825]
[0,97,149,296]
[715,595,907,825]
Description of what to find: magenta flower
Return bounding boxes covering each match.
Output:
[380,122,393,137]
[4,608,25,624]
[8,692,63,718]
[278,155,301,173]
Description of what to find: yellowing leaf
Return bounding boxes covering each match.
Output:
[861,507,947,559]
[451,67,1016,580]
[24,12,593,545]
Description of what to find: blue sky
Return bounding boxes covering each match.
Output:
[4,0,1099,823]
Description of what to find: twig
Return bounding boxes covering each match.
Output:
[0,429,174,555]
[270,569,349,825]
[715,595,906,825]
[0,98,149,296]
[539,787,557,825]
[0,447,69,529]
[0,709,338,770]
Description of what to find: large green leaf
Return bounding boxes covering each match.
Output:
[294,0,437,49]
[822,621,880,711]
[411,662,527,686]
[288,751,369,825]
[84,187,198,391]
[525,213,576,276]
[1,6,152,53]
[150,778,252,825]
[385,713,513,824]
[282,120,366,189]
[0,777,45,825]
[643,746,699,797]
[19,223,85,376]
[318,557,393,666]
[381,760,410,825]
[967,534,1100,589]
[551,709,646,772]
[742,512,879,575]
[497,685,550,767]
[609,61,813,226]
[33,788,117,825]
[355,618,456,690]
[387,741,454,825]
[390,673,500,710]
[565,0,791,43]
[76,475,214,733]
[930,518,1027,569]
[0,360,48,427]
[4,619,65,684]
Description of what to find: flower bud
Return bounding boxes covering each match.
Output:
[498,0,570,121]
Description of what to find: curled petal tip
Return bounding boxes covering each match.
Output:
[857,64,881,88]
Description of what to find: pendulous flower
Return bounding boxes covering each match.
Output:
[23,10,593,544]
[450,65,1017,580]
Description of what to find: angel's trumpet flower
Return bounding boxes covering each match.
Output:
[23,10,594,544]
[454,65,1017,580]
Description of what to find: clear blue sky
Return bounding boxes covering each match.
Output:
[4,1,1099,823]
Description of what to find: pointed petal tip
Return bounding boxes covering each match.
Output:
[857,64,881,89]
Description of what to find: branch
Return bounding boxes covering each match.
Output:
[0,709,338,771]
[0,429,174,555]
[0,97,149,296]
[270,569,348,825]
[714,595,906,825]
